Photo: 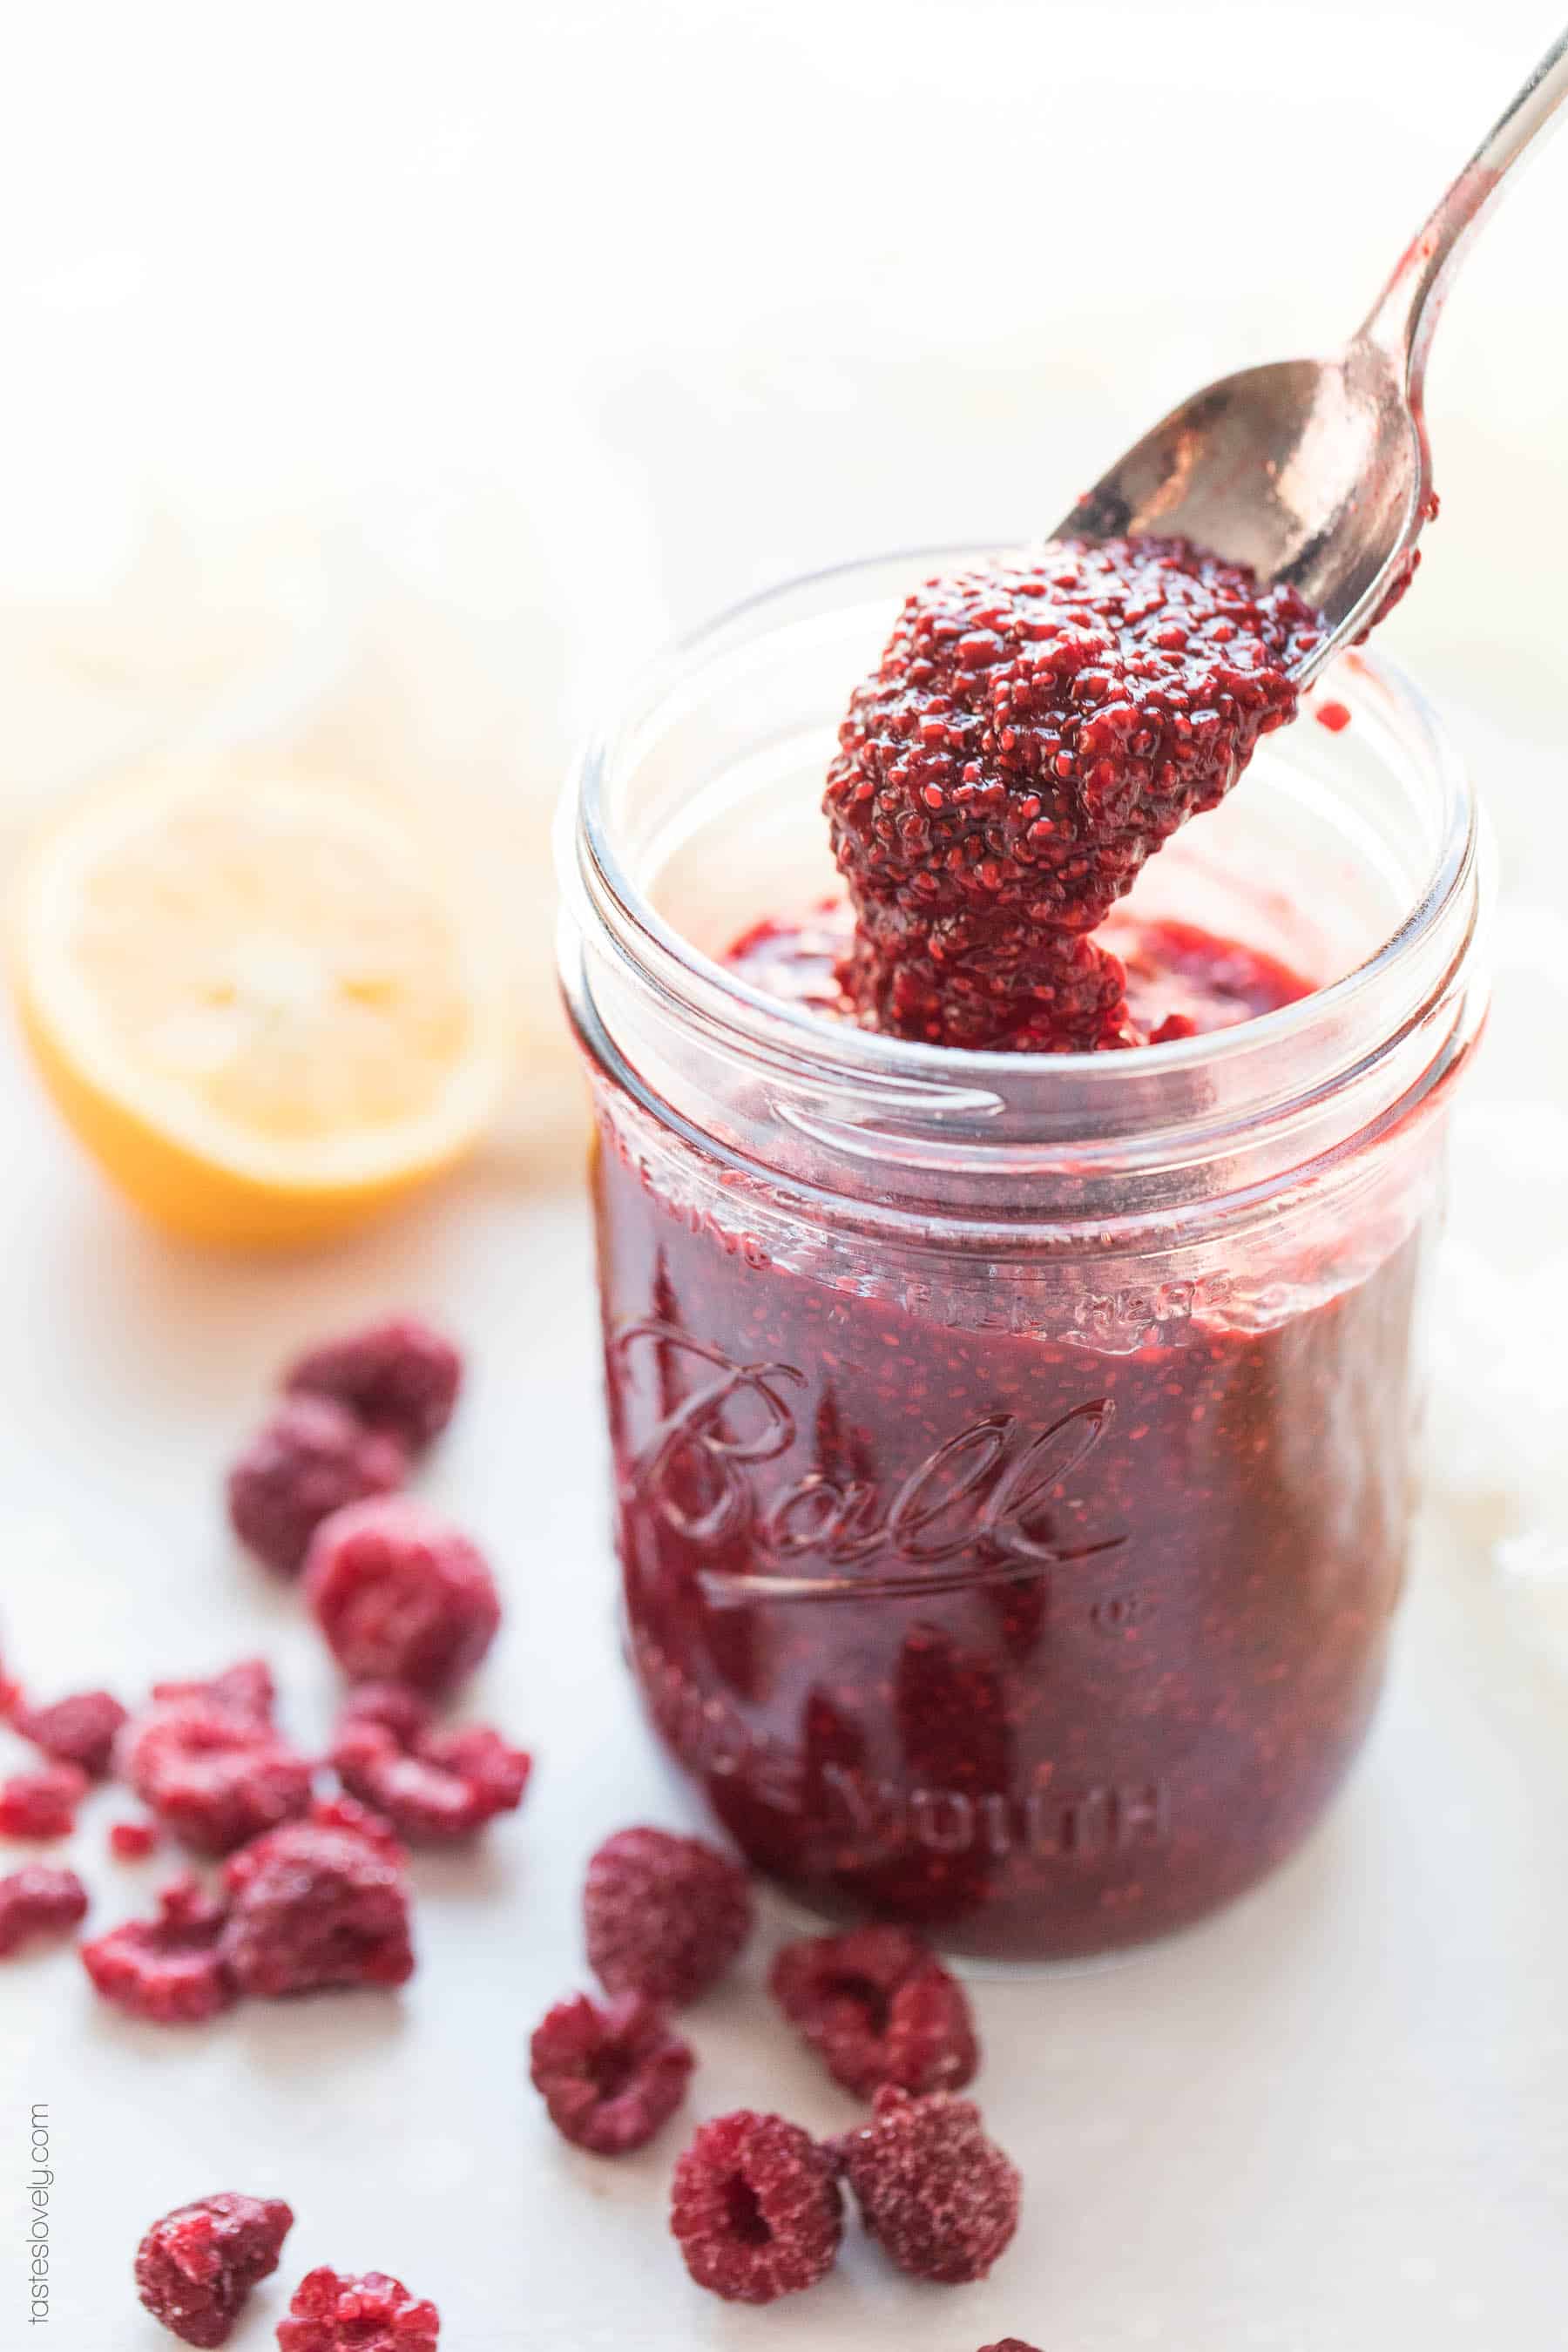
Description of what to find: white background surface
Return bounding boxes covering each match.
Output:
[0,1106,1565,2352]
[0,1,1566,2346]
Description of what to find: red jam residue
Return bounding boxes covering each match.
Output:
[727,897,1309,1049]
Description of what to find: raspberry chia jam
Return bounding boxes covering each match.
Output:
[559,550,1488,1962]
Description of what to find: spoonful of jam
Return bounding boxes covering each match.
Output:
[818,30,1568,1054]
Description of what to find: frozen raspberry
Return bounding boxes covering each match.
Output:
[769,1924,978,2099]
[330,1709,530,1845]
[584,1827,753,2008]
[80,1874,235,2023]
[13,1687,127,1777]
[670,2110,843,2304]
[111,1818,160,1861]
[284,1315,463,1453]
[304,1498,500,1694]
[288,1790,406,1861]
[275,2268,440,2351]
[134,2192,294,2348]
[119,1701,314,1857]
[219,1801,413,1997]
[530,1990,694,2155]
[226,1397,405,1578]
[835,2085,1021,2284]
[0,1864,89,1956]
[336,1682,433,1744]
[0,1761,88,1840]
[151,1659,276,1722]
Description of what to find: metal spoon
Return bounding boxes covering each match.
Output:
[1058,26,1568,684]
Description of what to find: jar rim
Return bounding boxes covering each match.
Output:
[558,543,1482,1174]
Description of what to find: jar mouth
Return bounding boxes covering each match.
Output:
[558,544,1484,1181]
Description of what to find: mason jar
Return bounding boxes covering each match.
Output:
[557,549,1489,1964]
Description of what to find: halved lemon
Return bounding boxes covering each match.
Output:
[10,767,514,1247]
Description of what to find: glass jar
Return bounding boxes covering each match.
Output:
[557,550,1489,1964]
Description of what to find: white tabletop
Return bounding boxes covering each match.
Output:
[1,979,1564,2352]
[1,7,1566,2337]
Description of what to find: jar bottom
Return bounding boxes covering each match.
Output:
[630,1656,1389,1969]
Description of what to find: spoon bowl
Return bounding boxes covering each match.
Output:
[1058,27,1568,686]
[1060,343,1423,687]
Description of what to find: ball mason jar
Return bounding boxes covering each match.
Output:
[557,551,1489,1964]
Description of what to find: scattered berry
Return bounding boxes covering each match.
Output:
[0,1761,89,1840]
[151,1659,276,1722]
[12,1687,127,1778]
[219,1801,414,1997]
[336,1682,433,1744]
[119,1702,314,1857]
[0,1863,89,1956]
[285,1316,463,1453]
[769,1924,978,2099]
[110,1819,160,1862]
[835,2085,1021,2284]
[134,2192,294,2348]
[530,1990,694,2155]
[304,1498,500,1694]
[275,2268,440,2351]
[80,1874,234,2024]
[585,1827,753,2008]
[670,2110,843,2304]
[226,1397,405,1578]
[331,1710,530,1844]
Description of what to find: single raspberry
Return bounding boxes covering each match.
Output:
[835,2085,1021,2284]
[769,1924,978,2099]
[275,2267,440,2351]
[331,1709,530,1845]
[80,1874,235,2024]
[670,2110,843,2303]
[584,1827,753,2008]
[978,2341,1043,2350]
[0,1761,89,1840]
[111,1818,160,1862]
[304,1498,500,1693]
[12,1687,127,1777]
[287,1791,406,1862]
[0,1864,89,1956]
[151,1659,276,1722]
[219,1801,414,1997]
[530,1990,694,2155]
[284,1315,463,1453]
[134,2192,294,2348]
[226,1397,406,1578]
[119,1701,314,1857]
[336,1682,433,1744]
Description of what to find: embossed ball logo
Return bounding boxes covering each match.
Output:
[612,1320,1126,1597]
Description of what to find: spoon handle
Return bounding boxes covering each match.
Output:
[1363,24,1568,394]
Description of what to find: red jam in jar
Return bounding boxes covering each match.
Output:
[563,548,1487,1962]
